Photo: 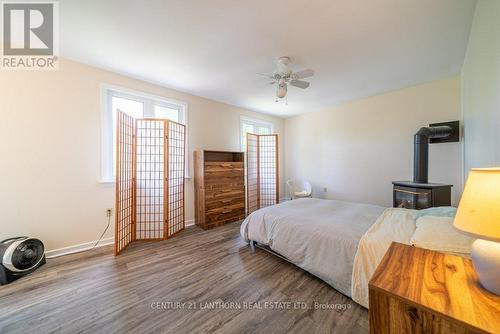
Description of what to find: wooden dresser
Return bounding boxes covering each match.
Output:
[194,150,245,229]
[369,242,500,334]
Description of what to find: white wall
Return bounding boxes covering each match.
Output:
[0,58,284,251]
[285,77,463,207]
[462,0,500,174]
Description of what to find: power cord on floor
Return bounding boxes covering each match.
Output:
[45,212,113,259]
[93,214,111,249]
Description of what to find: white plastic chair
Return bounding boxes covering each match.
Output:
[286,180,312,200]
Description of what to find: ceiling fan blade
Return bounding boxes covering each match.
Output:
[257,73,274,79]
[293,69,314,79]
[290,80,310,89]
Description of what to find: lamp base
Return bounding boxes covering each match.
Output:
[471,239,500,295]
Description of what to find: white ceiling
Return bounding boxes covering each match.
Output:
[59,0,477,117]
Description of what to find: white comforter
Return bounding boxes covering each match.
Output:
[240,198,418,308]
[351,207,417,307]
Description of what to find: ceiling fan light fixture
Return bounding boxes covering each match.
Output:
[276,83,287,98]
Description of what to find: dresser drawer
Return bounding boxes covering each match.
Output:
[205,195,245,210]
[204,181,244,192]
[206,202,244,215]
[204,162,243,183]
[205,173,243,185]
[204,213,245,229]
[206,205,245,223]
[204,161,244,172]
[205,182,245,201]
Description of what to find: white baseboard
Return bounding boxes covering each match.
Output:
[45,237,114,259]
[46,219,196,259]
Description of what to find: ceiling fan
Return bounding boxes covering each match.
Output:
[258,56,314,102]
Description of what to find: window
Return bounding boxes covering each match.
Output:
[155,105,179,122]
[101,84,188,182]
[240,116,274,151]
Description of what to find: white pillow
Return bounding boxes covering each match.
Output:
[410,215,474,254]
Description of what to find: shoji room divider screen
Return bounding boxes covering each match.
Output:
[115,111,186,255]
[246,133,279,214]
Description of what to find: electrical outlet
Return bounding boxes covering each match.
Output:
[106,208,113,217]
[323,187,327,193]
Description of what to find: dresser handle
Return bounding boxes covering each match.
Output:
[406,306,420,323]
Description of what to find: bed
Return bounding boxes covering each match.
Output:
[240,198,420,308]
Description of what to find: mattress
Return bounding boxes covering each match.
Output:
[240,198,386,297]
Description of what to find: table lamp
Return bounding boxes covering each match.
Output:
[454,168,500,295]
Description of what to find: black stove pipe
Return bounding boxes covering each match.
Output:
[413,125,453,184]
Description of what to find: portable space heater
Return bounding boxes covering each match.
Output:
[0,237,46,285]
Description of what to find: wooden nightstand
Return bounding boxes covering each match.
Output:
[369,242,500,334]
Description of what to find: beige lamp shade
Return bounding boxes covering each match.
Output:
[454,168,500,242]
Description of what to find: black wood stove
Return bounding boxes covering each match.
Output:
[393,121,459,210]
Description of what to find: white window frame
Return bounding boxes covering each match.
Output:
[240,116,274,151]
[100,84,189,183]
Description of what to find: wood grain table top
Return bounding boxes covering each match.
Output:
[369,242,500,334]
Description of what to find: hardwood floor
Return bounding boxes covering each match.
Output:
[0,222,368,334]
